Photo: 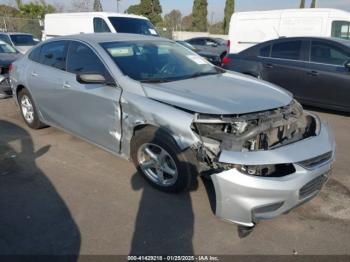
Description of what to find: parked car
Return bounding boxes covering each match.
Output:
[228,8,350,53]
[186,37,228,60]
[176,41,221,66]
[10,34,335,236]
[223,37,350,112]
[0,32,39,54]
[0,40,22,98]
[43,12,159,41]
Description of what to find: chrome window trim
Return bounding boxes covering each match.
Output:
[257,55,346,67]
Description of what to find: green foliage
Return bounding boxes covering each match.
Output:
[93,0,103,11]
[0,4,20,17]
[310,0,316,8]
[223,0,234,34]
[126,0,163,25]
[18,0,56,19]
[299,0,305,8]
[164,9,182,29]
[181,15,192,31]
[192,0,208,32]
[209,21,224,34]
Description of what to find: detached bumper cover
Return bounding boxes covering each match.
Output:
[211,121,335,227]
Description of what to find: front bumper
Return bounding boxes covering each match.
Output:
[0,74,12,97]
[211,121,335,227]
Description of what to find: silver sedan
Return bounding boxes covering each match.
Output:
[10,33,335,235]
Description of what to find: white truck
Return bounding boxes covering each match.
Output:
[42,12,159,41]
[228,8,350,53]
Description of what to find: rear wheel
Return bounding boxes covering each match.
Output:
[131,127,198,193]
[18,88,44,129]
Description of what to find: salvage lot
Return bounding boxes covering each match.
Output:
[0,98,349,255]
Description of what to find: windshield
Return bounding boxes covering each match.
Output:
[0,42,17,53]
[10,34,36,46]
[102,41,221,82]
[332,21,350,40]
[108,17,159,36]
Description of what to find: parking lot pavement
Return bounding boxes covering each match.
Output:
[0,98,349,255]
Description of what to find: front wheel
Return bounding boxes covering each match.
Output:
[131,127,198,193]
[18,88,45,129]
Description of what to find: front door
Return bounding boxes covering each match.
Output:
[57,41,122,153]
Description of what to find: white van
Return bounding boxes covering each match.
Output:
[42,12,159,41]
[228,8,350,53]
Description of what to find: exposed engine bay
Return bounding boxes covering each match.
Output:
[191,100,319,175]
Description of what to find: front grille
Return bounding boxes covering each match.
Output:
[298,151,332,170]
[299,175,327,199]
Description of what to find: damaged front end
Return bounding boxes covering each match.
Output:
[191,100,335,228]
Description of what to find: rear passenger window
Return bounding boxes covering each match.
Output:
[311,41,349,66]
[67,41,107,75]
[39,41,67,70]
[259,45,270,57]
[93,18,111,33]
[271,41,302,60]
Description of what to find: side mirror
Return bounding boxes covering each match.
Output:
[77,73,108,84]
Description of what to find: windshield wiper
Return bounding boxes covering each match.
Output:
[140,78,171,83]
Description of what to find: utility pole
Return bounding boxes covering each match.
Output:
[116,0,121,13]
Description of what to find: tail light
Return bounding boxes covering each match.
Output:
[8,64,13,73]
[222,56,232,66]
[227,40,231,53]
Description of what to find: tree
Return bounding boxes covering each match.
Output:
[181,15,192,31]
[223,0,234,34]
[164,9,182,30]
[126,0,163,25]
[18,0,56,19]
[209,21,224,34]
[192,0,208,32]
[310,0,316,8]
[93,0,103,11]
[299,0,305,8]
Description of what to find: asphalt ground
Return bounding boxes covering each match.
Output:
[0,98,349,256]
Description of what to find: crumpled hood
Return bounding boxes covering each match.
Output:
[0,53,23,66]
[142,72,293,115]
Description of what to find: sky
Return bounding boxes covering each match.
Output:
[1,0,350,23]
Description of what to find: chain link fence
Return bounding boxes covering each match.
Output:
[0,16,43,39]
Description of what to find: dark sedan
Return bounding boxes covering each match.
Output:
[223,37,350,112]
[0,40,22,98]
[176,41,221,66]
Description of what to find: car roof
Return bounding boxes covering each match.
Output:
[46,33,170,44]
[252,36,350,48]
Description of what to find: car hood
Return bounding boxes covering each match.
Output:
[0,53,22,66]
[142,72,293,115]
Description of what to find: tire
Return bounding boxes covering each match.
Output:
[18,88,44,129]
[131,126,198,193]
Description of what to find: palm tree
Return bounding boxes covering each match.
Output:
[299,0,305,8]
[310,0,316,8]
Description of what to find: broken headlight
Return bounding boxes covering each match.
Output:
[238,164,296,177]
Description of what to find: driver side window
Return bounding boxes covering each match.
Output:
[66,41,108,76]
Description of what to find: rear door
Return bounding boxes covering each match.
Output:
[26,40,69,124]
[260,39,309,98]
[303,40,350,110]
[58,41,122,153]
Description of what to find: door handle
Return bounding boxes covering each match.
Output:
[307,70,319,76]
[264,63,274,69]
[63,82,71,89]
[31,72,39,77]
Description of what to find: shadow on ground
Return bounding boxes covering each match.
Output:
[0,120,80,257]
